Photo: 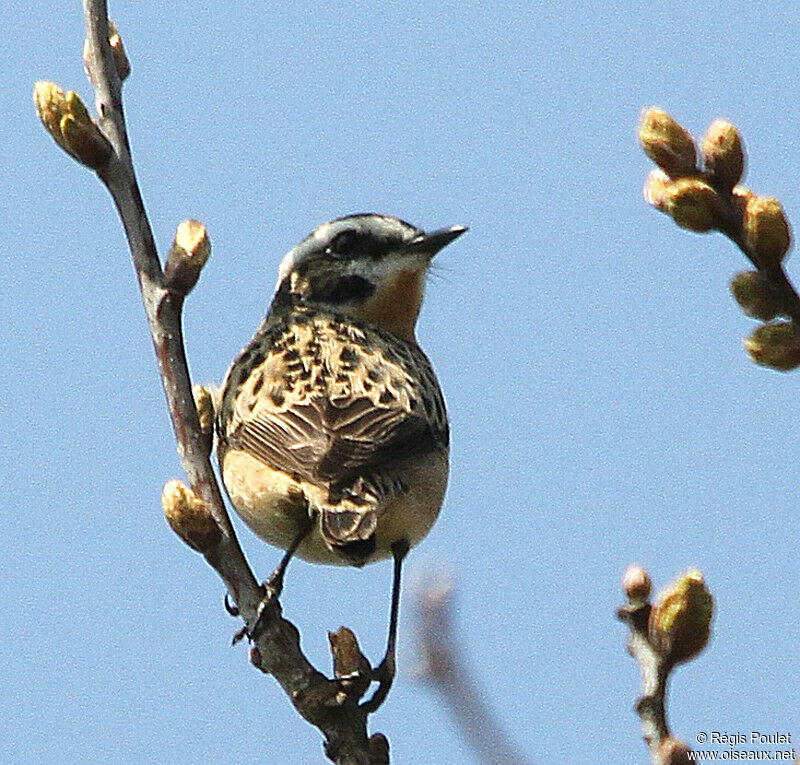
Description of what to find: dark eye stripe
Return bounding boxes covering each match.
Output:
[327,229,397,261]
[317,275,376,304]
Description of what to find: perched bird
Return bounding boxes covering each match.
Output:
[216,213,466,707]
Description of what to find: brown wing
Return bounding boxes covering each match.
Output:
[219,312,448,512]
[228,395,442,492]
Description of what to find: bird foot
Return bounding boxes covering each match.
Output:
[360,655,396,713]
[247,574,286,642]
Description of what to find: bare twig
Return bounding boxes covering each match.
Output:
[415,576,533,765]
[617,597,674,762]
[617,566,712,765]
[32,3,394,761]
[81,0,258,615]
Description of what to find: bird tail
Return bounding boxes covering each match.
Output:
[320,505,378,566]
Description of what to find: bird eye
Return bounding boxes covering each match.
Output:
[328,229,359,258]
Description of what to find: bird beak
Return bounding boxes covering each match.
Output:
[405,225,468,258]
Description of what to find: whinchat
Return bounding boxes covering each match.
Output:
[216,213,466,707]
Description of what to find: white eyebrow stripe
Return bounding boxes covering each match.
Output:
[276,248,300,288]
[273,217,425,292]
[275,223,330,289]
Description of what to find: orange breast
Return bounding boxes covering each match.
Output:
[360,268,425,341]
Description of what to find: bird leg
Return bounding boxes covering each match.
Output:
[249,514,315,640]
[361,538,410,713]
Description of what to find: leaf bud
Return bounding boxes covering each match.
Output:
[744,321,800,371]
[662,178,720,233]
[648,569,713,664]
[639,108,697,178]
[702,119,745,191]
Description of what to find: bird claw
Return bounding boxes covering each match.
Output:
[246,578,284,642]
[360,656,396,713]
[226,574,284,645]
[224,592,240,617]
[263,569,285,600]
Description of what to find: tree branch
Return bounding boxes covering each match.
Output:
[415,576,533,765]
[80,0,259,618]
[617,566,712,765]
[639,109,800,372]
[32,3,394,761]
[617,597,674,762]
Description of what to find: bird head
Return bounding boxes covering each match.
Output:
[273,213,467,341]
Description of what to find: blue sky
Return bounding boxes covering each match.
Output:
[6,1,800,762]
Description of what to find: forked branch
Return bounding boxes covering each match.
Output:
[617,566,713,764]
[33,2,394,761]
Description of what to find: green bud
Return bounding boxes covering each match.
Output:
[663,178,720,233]
[639,108,697,178]
[730,271,783,321]
[648,569,713,664]
[744,196,791,268]
[33,81,112,169]
[702,119,745,191]
[744,322,800,371]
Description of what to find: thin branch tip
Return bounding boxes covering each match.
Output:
[619,566,713,761]
[35,6,403,761]
[164,220,211,295]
